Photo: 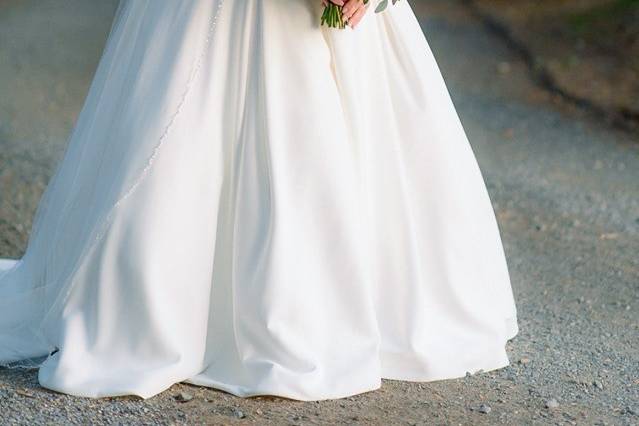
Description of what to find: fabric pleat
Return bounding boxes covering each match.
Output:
[0,0,518,400]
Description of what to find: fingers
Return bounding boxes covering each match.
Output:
[321,0,367,29]
[342,0,363,18]
[342,0,368,29]
[347,7,367,28]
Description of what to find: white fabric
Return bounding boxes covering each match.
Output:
[0,0,518,400]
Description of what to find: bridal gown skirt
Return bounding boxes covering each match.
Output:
[0,0,518,400]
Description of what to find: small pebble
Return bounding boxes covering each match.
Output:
[545,398,559,409]
[478,404,492,414]
[233,409,246,419]
[174,392,193,403]
[624,406,637,416]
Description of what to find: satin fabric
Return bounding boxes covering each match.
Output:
[0,0,518,400]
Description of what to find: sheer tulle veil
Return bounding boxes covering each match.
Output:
[0,0,227,366]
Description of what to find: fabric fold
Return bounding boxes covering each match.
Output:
[1,0,518,401]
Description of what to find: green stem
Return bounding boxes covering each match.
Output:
[321,4,346,29]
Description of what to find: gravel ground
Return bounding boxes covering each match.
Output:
[1,0,638,424]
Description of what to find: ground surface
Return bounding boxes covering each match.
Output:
[468,0,639,129]
[0,0,637,425]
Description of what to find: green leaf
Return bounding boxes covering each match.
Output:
[375,0,389,13]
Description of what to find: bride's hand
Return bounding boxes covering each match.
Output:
[341,0,369,29]
[321,0,369,29]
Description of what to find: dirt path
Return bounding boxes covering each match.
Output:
[1,0,638,424]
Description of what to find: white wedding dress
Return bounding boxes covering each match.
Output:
[0,0,518,400]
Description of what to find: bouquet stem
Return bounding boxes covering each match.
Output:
[320,1,398,28]
[320,3,346,29]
